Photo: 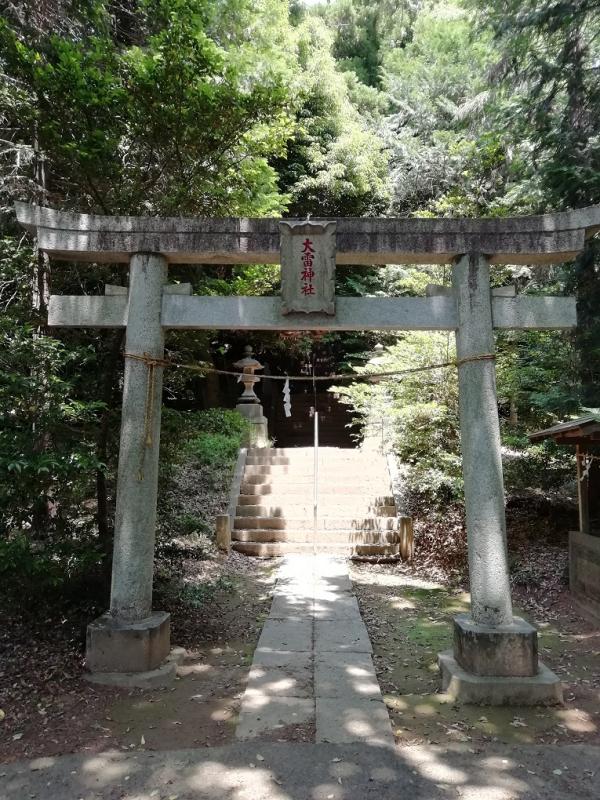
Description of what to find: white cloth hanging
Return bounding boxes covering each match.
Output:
[283,377,291,418]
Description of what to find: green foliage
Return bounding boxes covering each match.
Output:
[322,0,419,87]
[470,0,600,403]
[0,0,297,216]
[186,432,242,469]
[502,440,573,495]
[275,15,389,216]
[0,315,103,533]
[177,575,235,609]
[332,331,463,508]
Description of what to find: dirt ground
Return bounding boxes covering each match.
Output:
[0,553,275,764]
[350,559,600,749]
[3,547,600,772]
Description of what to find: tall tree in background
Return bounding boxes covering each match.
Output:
[472,0,600,405]
[275,13,389,216]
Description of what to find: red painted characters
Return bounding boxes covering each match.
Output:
[301,238,315,295]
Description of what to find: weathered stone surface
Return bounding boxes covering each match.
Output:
[47,293,577,331]
[246,663,313,698]
[84,659,177,689]
[215,514,230,553]
[109,252,167,621]
[16,201,600,264]
[314,652,380,698]
[453,254,512,627]
[314,619,372,653]
[257,619,313,652]
[105,283,192,295]
[280,220,336,314]
[313,592,360,620]
[85,611,170,673]
[438,650,563,705]
[316,698,393,744]
[453,614,538,677]
[252,649,312,668]
[235,696,314,740]
[226,448,247,533]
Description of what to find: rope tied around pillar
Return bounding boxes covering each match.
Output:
[124,351,170,480]
[455,353,496,368]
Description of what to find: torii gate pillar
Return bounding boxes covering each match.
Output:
[436,255,562,704]
[86,253,175,685]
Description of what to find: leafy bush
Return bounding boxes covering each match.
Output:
[502,439,574,495]
[0,533,104,604]
[332,332,462,509]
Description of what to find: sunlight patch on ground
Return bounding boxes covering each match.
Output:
[353,572,443,591]
[402,747,468,784]
[556,707,597,733]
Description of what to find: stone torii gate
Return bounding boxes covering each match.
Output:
[16,202,598,702]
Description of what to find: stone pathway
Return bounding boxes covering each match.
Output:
[236,555,393,744]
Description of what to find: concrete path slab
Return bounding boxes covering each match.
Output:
[315,652,381,698]
[314,592,361,619]
[3,742,600,800]
[316,697,393,744]
[315,619,372,653]
[252,649,312,668]
[269,593,313,618]
[247,663,313,698]
[236,555,391,745]
[235,696,314,739]
[256,618,313,652]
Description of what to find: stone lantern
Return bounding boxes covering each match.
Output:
[233,345,268,445]
[234,345,263,404]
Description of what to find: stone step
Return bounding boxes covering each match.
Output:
[242,464,390,477]
[242,475,390,485]
[239,482,391,496]
[232,541,401,557]
[247,447,357,455]
[235,504,397,517]
[236,494,395,508]
[244,455,387,463]
[232,529,402,544]
[234,516,403,531]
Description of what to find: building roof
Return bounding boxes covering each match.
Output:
[529,414,600,444]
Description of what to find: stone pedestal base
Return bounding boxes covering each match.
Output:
[86,611,170,674]
[453,613,537,677]
[236,403,268,446]
[438,651,563,705]
[85,658,177,689]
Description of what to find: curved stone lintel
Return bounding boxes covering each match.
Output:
[14,202,600,265]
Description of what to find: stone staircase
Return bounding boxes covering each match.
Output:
[231,447,412,557]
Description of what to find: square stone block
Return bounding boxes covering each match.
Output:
[453,613,537,677]
[439,650,563,705]
[86,611,170,673]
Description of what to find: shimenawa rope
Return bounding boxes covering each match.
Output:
[124,349,496,477]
